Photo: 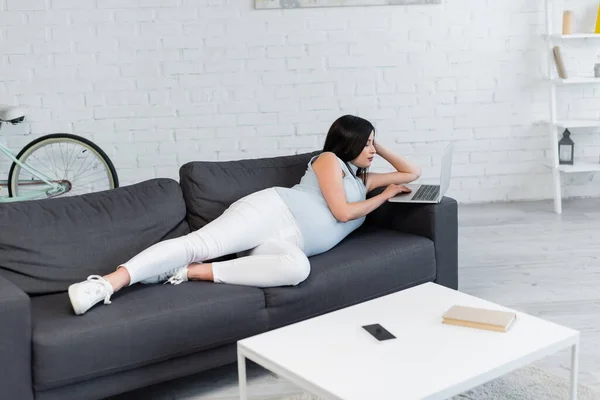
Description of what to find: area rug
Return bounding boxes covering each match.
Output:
[279,366,600,400]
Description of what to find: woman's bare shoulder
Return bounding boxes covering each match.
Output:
[312,152,344,176]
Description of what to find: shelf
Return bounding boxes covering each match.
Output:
[552,120,600,129]
[545,33,600,40]
[552,77,600,85]
[546,161,600,173]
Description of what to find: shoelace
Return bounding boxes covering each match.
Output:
[86,275,113,305]
[164,267,187,285]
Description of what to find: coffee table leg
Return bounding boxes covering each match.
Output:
[570,342,579,400]
[238,350,247,400]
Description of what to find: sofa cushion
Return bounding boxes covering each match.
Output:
[0,178,189,295]
[30,282,268,391]
[263,226,436,329]
[179,150,321,231]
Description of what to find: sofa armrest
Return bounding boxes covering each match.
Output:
[365,191,458,290]
[0,275,33,400]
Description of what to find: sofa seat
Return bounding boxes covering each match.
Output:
[264,226,437,329]
[30,282,268,391]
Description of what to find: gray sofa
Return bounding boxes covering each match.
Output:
[0,150,458,400]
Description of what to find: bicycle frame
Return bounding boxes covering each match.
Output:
[0,138,62,203]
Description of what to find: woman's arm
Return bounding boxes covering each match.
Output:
[312,152,409,222]
[365,142,422,192]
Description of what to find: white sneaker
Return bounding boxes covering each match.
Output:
[68,275,114,315]
[164,266,189,285]
[140,266,189,285]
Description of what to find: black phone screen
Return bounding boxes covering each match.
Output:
[362,324,396,341]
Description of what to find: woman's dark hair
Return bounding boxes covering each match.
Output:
[322,114,375,185]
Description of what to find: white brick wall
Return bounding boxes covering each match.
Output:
[1,0,599,203]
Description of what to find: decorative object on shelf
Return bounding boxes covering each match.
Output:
[596,3,600,33]
[255,0,441,9]
[558,129,574,165]
[553,46,568,78]
[562,10,574,34]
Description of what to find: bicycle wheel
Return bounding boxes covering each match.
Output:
[8,133,119,200]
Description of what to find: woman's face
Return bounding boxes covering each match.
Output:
[352,131,376,168]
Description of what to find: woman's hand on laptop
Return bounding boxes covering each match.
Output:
[382,184,412,200]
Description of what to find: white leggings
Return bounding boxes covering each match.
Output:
[120,188,309,288]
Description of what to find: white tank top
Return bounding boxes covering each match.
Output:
[275,154,367,257]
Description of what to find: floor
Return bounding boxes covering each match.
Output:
[109,197,600,400]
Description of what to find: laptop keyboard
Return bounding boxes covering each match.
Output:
[412,185,440,201]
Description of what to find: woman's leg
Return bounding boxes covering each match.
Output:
[113,188,289,288]
[68,188,297,315]
[186,239,310,288]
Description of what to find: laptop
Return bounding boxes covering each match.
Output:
[388,142,454,204]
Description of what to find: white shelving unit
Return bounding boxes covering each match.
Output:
[544,0,600,214]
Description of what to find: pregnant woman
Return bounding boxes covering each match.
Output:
[68,114,421,315]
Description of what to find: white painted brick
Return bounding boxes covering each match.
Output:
[69,10,113,23]
[307,44,348,57]
[53,0,94,9]
[301,98,338,111]
[114,9,154,22]
[7,0,47,11]
[237,113,278,126]
[141,0,179,7]
[27,10,68,25]
[485,161,547,176]
[456,91,494,104]
[267,45,305,59]
[0,12,27,25]
[204,60,244,73]
[246,59,285,72]
[278,135,319,149]
[176,104,217,116]
[216,126,256,138]
[339,96,378,109]
[218,102,258,115]
[138,154,178,168]
[198,138,240,152]
[297,122,327,136]
[259,99,299,113]
[97,0,137,8]
[174,128,216,141]
[306,17,347,31]
[255,125,293,137]
[183,115,237,128]
[29,121,73,133]
[240,137,277,150]
[287,31,326,45]
[266,19,306,34]
[73,120,115,133]
[156,8,198,21]
[287,57,324,71]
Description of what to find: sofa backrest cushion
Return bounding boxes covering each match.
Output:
[0,178,190,295]
[179,151,321,231]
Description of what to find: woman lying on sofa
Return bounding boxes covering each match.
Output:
[68,114,422,315]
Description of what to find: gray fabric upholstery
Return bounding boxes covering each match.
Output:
[36,344,238,400]
[365,190,459,289]
[0,178,190,295]
[179,150,321,231]
[0,275,34,400]
[30,281,267,391]
[264,226,436,329]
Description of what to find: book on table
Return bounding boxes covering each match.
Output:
[442,305,517,332]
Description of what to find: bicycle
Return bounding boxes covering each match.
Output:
[0,105,119,202]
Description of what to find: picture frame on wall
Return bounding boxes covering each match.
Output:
[255,0,442,9]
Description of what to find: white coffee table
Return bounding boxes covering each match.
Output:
[237,282,580,400]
